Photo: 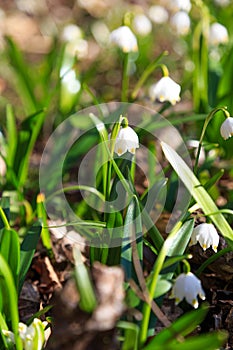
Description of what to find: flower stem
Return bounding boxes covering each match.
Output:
[183,259,191,273]
[121,53,130,102]
[139,221,182,346]
[194,107,229,174]
[131,51,168,100]
[196,247,231,276]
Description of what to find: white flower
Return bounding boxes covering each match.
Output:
[60,67,81,94]
[220,117,233,140]
[110,26,138,53]
[61,24,88,59]
[190,223,219,252]
[91,21,110,46]
[114,126,139,156]
[2,330,15,343]
[149,76,181,105]
[132,14,152,36]
[62,24,83,42]
[209,23,229,46]
[170,272,205,308]
[170,11,191,35]
[148,5,169,24]
[172,0,192,12]
[3,319,46,350]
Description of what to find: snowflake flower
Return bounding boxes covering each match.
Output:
[114,126,139,156]
[209,23,229,46]
[110,26,138,53]
[190,223,219,252]
[170,272,205,308]
[220,117,233,140]
[149,76,181,105]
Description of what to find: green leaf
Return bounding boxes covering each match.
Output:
[153,275,172,299]
[4,37,37,115]
[141,178,167,214]
[121,195,143,280]
[166,219,194,257]
[121,197,135,280]
[161,142,233,244]
[6,105,17,170]
[14,109,46,188]
[19,222,42,293]
[36,194,52,254]
[0,255,22,350]
[117,321,139,350]
[0,228,20,290]
[143,304,209,349]
[0,197,10,230]
[168,331,227,350]
[73,245,97,313]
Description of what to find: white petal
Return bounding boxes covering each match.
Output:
[191,223,219,252]
[148,5,169,24]
[114,126,139,156]
[149,76,181,105]
[209,23,229,46]
[110,26,138,53]
[170,0,192,12]
[171,272,205,308]
[220,117,233,140]
[133,14,152,36]
[170,11,191,36]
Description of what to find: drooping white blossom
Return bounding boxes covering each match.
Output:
[170,11,191,36]
[190,223,219,252]
[61,24,89,59]
[148,5,169,24]
[220,117,233,140]
[209,23,229,46]
[172,0,192,13]
[170,272,206,308]
[60,66,81,94]
[132,14,152,36]
[110,26,138,53]
[114,126,139,156]
[149,76,181,105]
[2,319,47,350]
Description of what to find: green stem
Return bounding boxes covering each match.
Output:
[196,247,231,276]
[121,53,130,102]
[131,52,168,100]
[139,221,182,346]
[194,107,229,174]
[192,0,210,112]
[182,259,191,273]
[0,207,10,229]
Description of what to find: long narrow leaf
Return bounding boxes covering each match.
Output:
[0,228,20,290]
[0,255,22,350]
[19,222,42,293]
[161,142,233,244]
[143,304,208,349]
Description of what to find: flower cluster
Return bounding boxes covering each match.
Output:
[2,318,48,350]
